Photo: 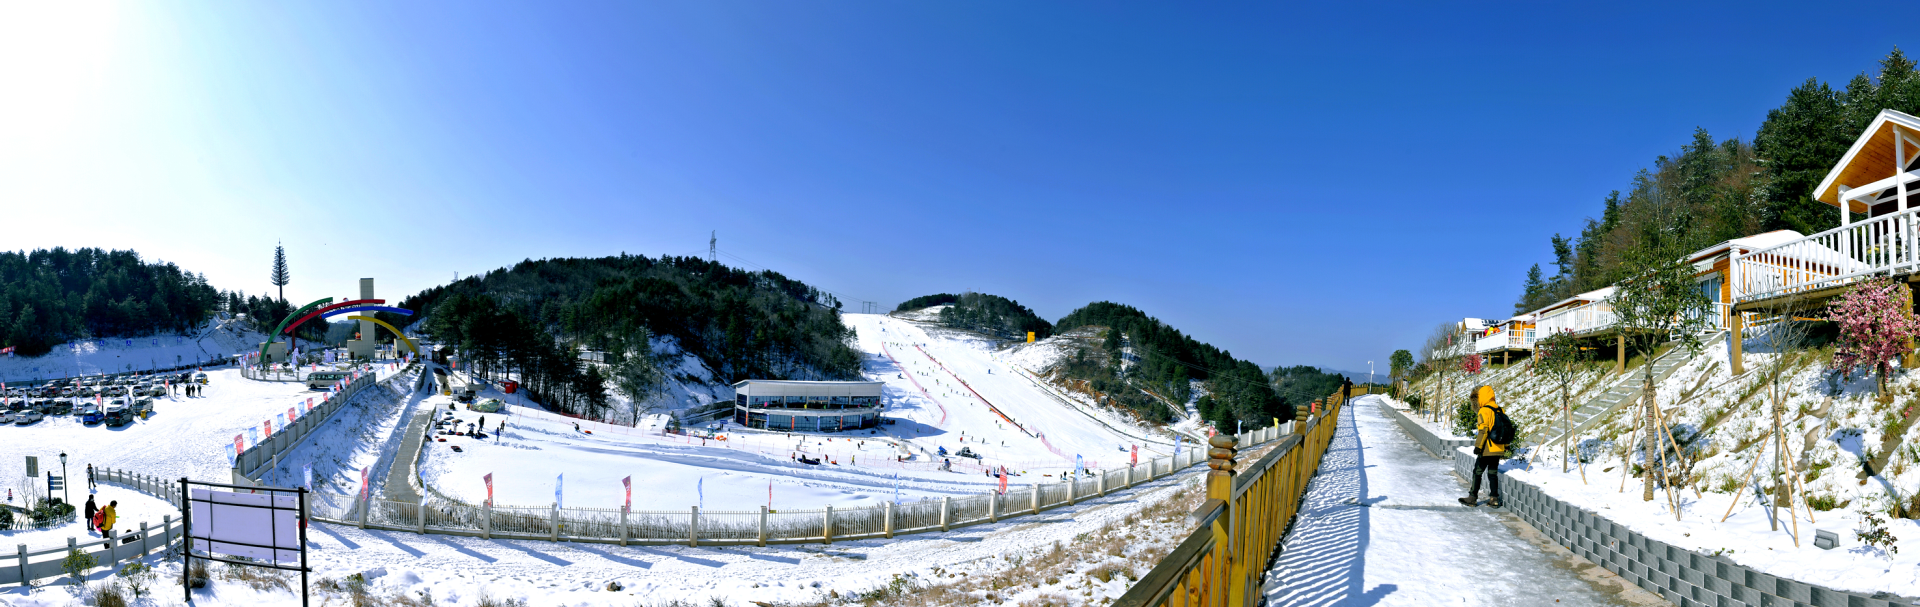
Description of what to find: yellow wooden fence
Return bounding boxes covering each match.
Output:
[1114,387,1353,607]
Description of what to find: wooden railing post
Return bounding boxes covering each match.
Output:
[1208,433,1240,606]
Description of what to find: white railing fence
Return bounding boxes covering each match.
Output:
[310,424,1297,546]
[1732,206,1916,303]
[4,467,188,587]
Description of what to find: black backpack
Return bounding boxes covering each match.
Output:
[1487,406,1515,445]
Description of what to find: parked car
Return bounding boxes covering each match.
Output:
[0,412,13,425]
[104,403,132,427]
[193,372,208,384]
[13,410,43,425]
[79,404,104,424]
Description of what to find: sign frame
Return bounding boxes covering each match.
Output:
[180,479,310,606]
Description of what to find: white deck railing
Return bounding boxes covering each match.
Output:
[1473,329,1535,353]
[1732,206,1916,304]
[1535,300,1615,336]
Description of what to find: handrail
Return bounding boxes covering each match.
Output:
[1115,389,1351,607]
[1731,205,1919,304]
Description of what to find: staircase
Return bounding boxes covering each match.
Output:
[1535,336,1710,452]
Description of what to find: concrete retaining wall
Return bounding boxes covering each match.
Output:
[1381,401,1914,607]
[1376,401,1472,459]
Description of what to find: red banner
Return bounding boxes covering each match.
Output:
[622,476,632,513]
[484,473,494,506]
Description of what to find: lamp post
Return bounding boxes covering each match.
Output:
[58,451,69,506]
[1368,361,1375,388]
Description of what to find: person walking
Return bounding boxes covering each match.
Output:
[83,496,98,533]
[1341,376,1353,404]
[1459,385,1511,508]
[87,464,96,491]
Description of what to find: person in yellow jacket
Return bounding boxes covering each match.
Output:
[99,501,118,535]
[1458,385,1508,508]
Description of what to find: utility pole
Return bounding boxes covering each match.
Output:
[710,231,717,264]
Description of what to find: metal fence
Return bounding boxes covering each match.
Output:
[305,424,1293,546]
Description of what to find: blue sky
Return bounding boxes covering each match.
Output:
[3,2,1917,374]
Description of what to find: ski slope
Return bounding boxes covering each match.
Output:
[411,313,1180,511]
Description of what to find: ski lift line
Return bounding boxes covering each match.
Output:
[878,341,949,428]
[911,344,1037,439]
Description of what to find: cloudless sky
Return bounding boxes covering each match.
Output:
[4,2,1918,375]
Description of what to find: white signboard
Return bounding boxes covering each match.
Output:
[188,489,302,564]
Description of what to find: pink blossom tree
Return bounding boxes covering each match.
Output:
[1826,278,1920,396]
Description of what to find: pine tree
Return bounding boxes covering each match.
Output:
[1754,78,1848,235]
[271,244,291,303]
[1514,264,1547,314]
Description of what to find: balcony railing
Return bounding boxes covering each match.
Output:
[1732,205,1916,304]
[1473,329,1535,352]
[1535,300,1615,336]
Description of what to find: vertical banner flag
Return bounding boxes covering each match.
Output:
[697,476,705,510]
[360,467,370,500]
[1131,445,1138,467]
[892,472,899,504]
[1174,436,1181,457]
[555,474,564,509]
[224,444,237,466]
[1074,454,1083,479]
[303,463,313,490]
[234,434,246,453]
[484,473,494,506]
[622,476,632,514]
[289,407,298,423]
[998,466,1008,495]
[264,420,274,436]
[248,427,260,446]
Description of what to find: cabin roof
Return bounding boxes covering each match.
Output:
[1813,108,1920,212]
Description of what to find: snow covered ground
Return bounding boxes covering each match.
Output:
[0,317,289,383]
[410,313,1176,512]
[1266,396,1666,606]
[1407,335,1920,600]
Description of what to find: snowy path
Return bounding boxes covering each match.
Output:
[1263,396,1667,607]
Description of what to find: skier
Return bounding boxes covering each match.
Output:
[83,496,98,533]
[941,459,952,472]
[1459,385,1510,508]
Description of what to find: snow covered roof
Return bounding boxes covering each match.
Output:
[1527,286,1615,318]
[731,379,884,397]
[1686,229,1806,264]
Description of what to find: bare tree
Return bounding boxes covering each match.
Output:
[1534,329,1584,474]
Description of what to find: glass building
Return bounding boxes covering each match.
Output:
[730,379,885,432]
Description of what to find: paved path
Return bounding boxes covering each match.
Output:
[381,371,433,503]
[1263,396,1668,607]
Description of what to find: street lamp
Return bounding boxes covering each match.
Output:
[1368,361,1374,388]
[58,451,69,507]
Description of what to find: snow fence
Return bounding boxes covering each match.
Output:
[4,467,188,587]
[306,424,1294,546]
[1379,401,1919,607]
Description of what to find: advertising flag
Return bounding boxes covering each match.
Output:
[697,476,705,510]
[360,467,370,500]
[998,466,1008,494]
[234,434,246,453]
[622,476,631,513]
[1131,445,1138,466]
[264,419,274,436]
[303,463,313,490]
[248,427,259,446]
[224,444,237,466]
[484,473,494,506]
[289,407,298,422]
[555,474,564,509]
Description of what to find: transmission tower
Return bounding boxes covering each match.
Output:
[709,231,716,263]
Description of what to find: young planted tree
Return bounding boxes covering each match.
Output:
[1534,329,1583,473]
[1611,235,1714,509]
[1417,323,1457,423]
[1389,349,1414,397]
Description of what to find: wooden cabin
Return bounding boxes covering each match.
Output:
[1473,314,1536,365]
[1727,108,1920,373]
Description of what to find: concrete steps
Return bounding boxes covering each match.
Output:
[1535,335,1713,451]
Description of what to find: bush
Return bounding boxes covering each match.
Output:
[62,548,98,587]
[0,508,12,527]
[1857,511,1900,555]
[1452,398,1477,437]
[90,580,127,607]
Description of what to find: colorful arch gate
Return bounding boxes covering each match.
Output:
[258,298,415,367]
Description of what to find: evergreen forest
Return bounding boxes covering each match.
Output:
[1513,48,1920,313]
[896,292,1053,341]
[1051,302,1286,430]
[0,248,224,356]
[394,255,862,420]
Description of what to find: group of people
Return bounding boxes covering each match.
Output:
[82,495,118,536]
[181,383,203,397]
